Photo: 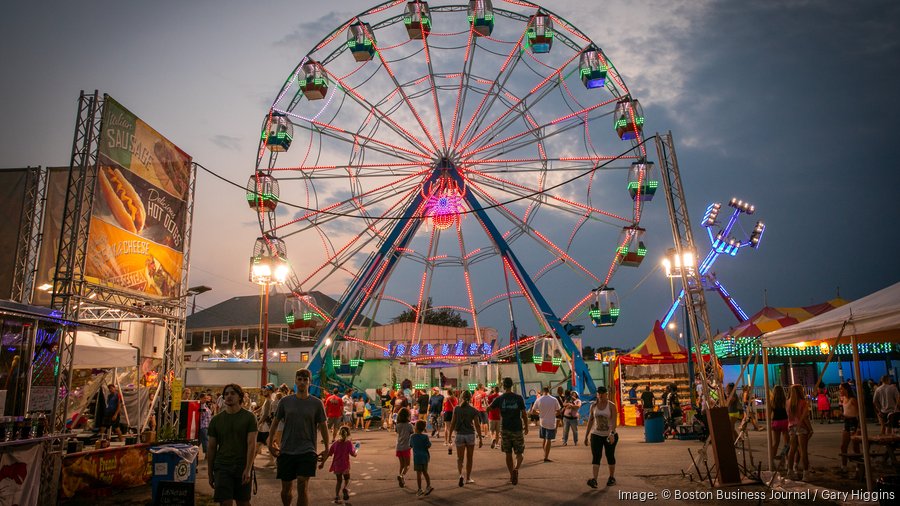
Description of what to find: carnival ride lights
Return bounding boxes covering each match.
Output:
[579,46,608,89]
[660,198,765,327]
[525,12,553,53]
[706,337,894,358]
[246,172,280,211]
[404,1,432,39]
[423,175,466,230]
[467,0,494,37]
[614,99,644,141]
[250,237,290,285]
[251,1,656,396]
[347,22,377,61]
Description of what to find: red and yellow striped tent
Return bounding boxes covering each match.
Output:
[619,321,692,365]
[612,321,709,425]
[719,298,848,339]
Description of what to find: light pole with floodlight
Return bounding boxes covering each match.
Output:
[250,237,289,387]
[662,247,698,409]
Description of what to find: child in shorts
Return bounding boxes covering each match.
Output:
[395,408,413,488]
[409,420,434,497]
[319,426,358,503]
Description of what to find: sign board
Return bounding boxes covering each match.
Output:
[85,96,192,299]
[171,378,183,410]
[154,481,194,506]
[27,386,55,412]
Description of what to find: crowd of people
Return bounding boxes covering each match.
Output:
[191,371,899,505]
[201,373,620,505]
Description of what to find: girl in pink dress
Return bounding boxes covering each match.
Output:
[319,425,358,503]
[816,383,831,423]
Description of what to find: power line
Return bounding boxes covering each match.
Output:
[195,136,653,221]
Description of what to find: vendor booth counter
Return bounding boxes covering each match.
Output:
[61,442,152,499]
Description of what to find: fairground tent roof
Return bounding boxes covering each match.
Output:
[763,282,900,346]
[619,321,695,365]
[717,298,848,339]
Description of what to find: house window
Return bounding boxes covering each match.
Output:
[241,328,249,343]
[202,354,210,361]
[279,351,288,363]
[221,329,230,344]
[186,333,193,346]
[203,331,211,345]
[280,328,289,343]
[301,352,309,362]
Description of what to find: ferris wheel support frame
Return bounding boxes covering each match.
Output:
[305,162,596,396]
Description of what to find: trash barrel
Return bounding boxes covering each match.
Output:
[876,475,900,506]
[643,410,665,443]
[150,444,199,503]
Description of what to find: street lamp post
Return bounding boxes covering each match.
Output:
[250,238,289,387]
[187,285,212,315]
[663,248,698,409]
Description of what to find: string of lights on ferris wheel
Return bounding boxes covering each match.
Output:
[199,137,653,222]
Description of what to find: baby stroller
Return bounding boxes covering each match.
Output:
[662,404,683,438]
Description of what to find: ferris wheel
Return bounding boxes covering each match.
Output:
[247,0,656,394]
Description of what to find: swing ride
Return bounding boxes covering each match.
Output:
[247,0,658,395]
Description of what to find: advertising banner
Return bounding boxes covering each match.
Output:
[85,97,191,299]
[61,444,152,499]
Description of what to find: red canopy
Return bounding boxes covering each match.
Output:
[618,321,707,365]
[718,298,848,339]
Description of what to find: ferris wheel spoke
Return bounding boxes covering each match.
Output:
[271,168,429,234]
[410,226,441,344]
[271,161,429,175]
[367,30,442,154]
[322,67,435,156]
[460,93,620,160]
[457,50,581,155]
[448,26,477,150]
[286,116,431,162]
[456,218,484,344]
[452,31,527,151]
[464,178,603,285]
[560,291,595,322]
[298,184,424,289]
[420,27,447,152]
[460,79,556,156]
[464,168,630,222]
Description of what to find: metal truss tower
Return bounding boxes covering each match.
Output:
[50,91,195,432]
[11,166,47,304]
[654,132,721,399]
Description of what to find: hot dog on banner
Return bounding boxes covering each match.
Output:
[85,96,192,299]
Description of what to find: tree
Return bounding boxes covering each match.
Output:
[390,298,468,327]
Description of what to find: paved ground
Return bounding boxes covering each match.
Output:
[70,419,896,505]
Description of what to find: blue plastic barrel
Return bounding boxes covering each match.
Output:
[151,443,197,502]
[643,411,665,443]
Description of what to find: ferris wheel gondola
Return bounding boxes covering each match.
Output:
[532,336,563,374]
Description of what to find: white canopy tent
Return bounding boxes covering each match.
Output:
[762,281,900,347]
[74,331,138,369]
[761,280,900,492]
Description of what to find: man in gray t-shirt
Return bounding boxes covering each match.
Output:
[269,369,328,506]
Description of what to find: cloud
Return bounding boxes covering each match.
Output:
[210,134,242,151]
